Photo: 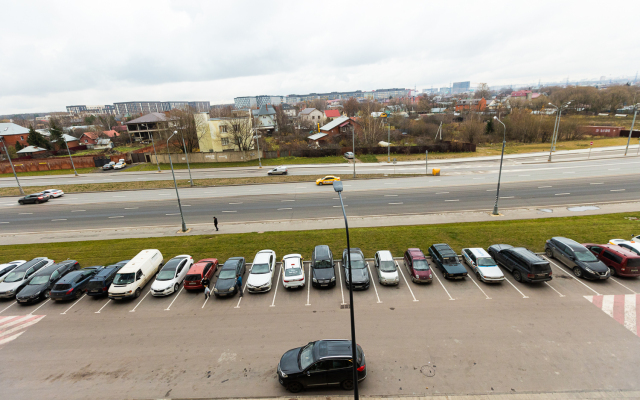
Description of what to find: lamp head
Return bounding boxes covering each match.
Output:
[333,181,343,193]
[173,130,177,134]
[493,116,498,120]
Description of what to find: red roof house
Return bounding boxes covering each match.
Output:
[101,130,119,138]
[80,132,99,145]
[324,109,341,118]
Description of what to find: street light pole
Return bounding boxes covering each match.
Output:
[492,116,506,216]
[64,137,78,176]
[387,120,390,163]
[352,124,356,178]
[150,132,161,172]
[547,101,571,162]
[624,105,638,156]
[253,131,262,168]
[0,137,25,196]
[167,131,187,232]
[180,131,193,187]
[332,180,359,399]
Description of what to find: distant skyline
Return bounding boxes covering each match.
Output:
[1,0,639,114]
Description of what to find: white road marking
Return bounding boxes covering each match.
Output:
[473,178,485,180]
[281,200,295,202]
[0,222,8,224]
[436,192,449,194]
[395,260,418,302]
[71,210,86,212]
[502,276,529,298]
[388,202,403,205]
[165,213,180,216]
[61,293,86,315]
[538,186,552,188]
[159,194,171,196]
[337,262,346,305]
[306,263,311,306]
[563,171,575,174]
[431,268,455,300]
[500,196,514,199]
[610,189,626,192]
[166,286,184,310]
[0,301,16,314]
[277,208,292,211]
[445,199,459,202]
[486,189,494,192]
[234,278,249,308]
[608,277,637,294]
[113,196,125,198]
[333,205,347,207]
[367,263,382,303]
[129,290,152,312]
[124,207,138,210]
[544,282,565,297]
[384,182,396,185]
[28,299,51,315]
[229,202,243,205]
[51,219,67,221]
[608,168,620,171]
[222,210,237,213]
[601,294,614,317]
[624,294,636,333]
[270,266,282,307]
[555,193,570,196]
[384,195,398,197]
[543,256,600,295]
[466,272,491,299]
[109,216,124,218]
[590,183,604,185]
[519,175,530,177]
[19,213,32,215]
[95,299,111,313]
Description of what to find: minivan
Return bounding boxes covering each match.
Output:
[546,237,609,280]
[87,260,130,297]
[488,244,552,283]
[584,243,640,278]
[108,249,163,300]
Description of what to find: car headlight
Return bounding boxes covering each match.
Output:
[330,276,335,282]
[312,277,317,282]
[32,292,41,298]
[585,267,594,274]
[213,288,219,292]
[7,289,15,295]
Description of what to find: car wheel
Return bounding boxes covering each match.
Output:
[74,290,83,299]
[18,200,24,205]
[513,270,522,282]
[476,271,482,281]
[545,248,553,258]
[284,171,288,175]
[609,266,616,276]
[341,378,354,390]
[174,283,179,292]
[134,288,142,298]
[287,381,303,393]
[35,200,41,204]
[573,267,583,278]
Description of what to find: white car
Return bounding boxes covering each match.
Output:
[462,248,505,282]
[247,250,276,293]
[344,152,354,159]
[0,260,27,283]
[42,189,64,198]
[151,255,193,296]
[282,254,305,289]
[268,166,288,175]
[113,162,126,170]
[609,239,640,256]
[0,257,54,299]
[374,250,399,285]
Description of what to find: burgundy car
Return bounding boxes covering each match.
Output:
[403,248,433,283]
[584,244,640,278]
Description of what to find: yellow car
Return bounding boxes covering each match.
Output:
[316,175,341,185]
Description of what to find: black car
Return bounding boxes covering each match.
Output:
[16,260,79,304]
[546,237,609,280]
[50,267,102,301]
[489,244,552,283]
[428,244,468,279]
[277,339,366,392]
[311,245,336,288]
[86,260,130,297]
[18,193,49,205]
[341,248,369,290]
[213,257,245,297]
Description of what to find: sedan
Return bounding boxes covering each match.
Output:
[268,166,288,175]
[213,257,245,297]
[0,257,54,299]
[316,175,340,185]
[150,255,193,296]
[0,260,27,283]
[342,248,370,290]
[18,193,49,205]
[50,267,102,301]
[344,152,354,159]
[461,248,504,282]
[102,162,115,170]
[609,239,640,256]
[42,189,64,198]
[282,254,305,289]
[16,260,79,304]
[247,250,276,293]
[113,162,126,170]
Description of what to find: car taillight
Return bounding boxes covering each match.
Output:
[38,197,43,199]
[548,271,552,276]
[103,287,108,291]
[66,288,74,294]
[357,365,365,372]
[527,274,534,278]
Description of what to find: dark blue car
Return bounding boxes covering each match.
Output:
[50,267,102,301]
[86,260,130,297]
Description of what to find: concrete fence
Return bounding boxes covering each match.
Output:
[150,150,263,164]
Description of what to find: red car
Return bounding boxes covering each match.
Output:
[403,248,433,283]
[184,258,218,290]
[584,244,640,278]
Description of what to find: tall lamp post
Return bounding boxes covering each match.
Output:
[547,101,571,162]
[63,136,79,176]
[0,135,25,195]
[387,119,391,163]
[492,116,506,216]
[167,131,187,232]
[332,180,359,399]
[351,124,356,178]
[624,103,639,156]
[179,130,193,187]
[149,128,161,173]
[253,131,262,168]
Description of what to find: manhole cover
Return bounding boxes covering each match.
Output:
[567,206,600,212]
[420,364,436,377]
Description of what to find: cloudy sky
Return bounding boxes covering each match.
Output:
[1,0,638,114]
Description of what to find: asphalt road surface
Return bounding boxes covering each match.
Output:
[1,257,639,400]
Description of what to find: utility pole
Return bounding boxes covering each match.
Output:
[492,117,506,215]
[64,137,78,176]
[624,104,638,156]
[180,131,193,187]
[0,135,25,196]
[387,120,391,163]
[352,124,356,178]
[167,131,187,232]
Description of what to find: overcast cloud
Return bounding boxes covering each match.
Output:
[1,0,638,114]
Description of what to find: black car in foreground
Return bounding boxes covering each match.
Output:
[341,248,369,290]
[213,257,245,297]
[277,339,366,392]
[311,245,336,288]
[18,193,50,205]
[489,244,552,283]
[16,260,79,304]
[545,237,609,280]
[50,267,102,301]
[429,243,468,279]
[86,260,129,297]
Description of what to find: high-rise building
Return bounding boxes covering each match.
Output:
[452,81,471,94]
[113,101,210,115]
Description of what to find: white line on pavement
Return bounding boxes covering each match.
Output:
[563,171,575,174]
[333,205,347,207]
[124,207,138,210]
[270,266,282,307]
[0,301,17,315]
[384,183,396,185]
[281,200,295,202]
[467,273,491,299]
[234,279,249,308]
[277,208,292,210]
[519,175,530,177]
[538,186,552,188]
[389,202,403,205]
[129,290,151,312]
[502,276,529,298]
[166,286,184,310]
[367,263,382,303]
[229,202,243,204]
[544,282,565,297]
[95,299,111,313]
[473,178,485,180]
[306,263,311,306]
[555,193,570,196]
[395,261,418,302]
[71,210,86,212]
[0,222,9,224]
[384,195,398,197]
[610,189,626,192]
[51,219,67,221]
[543,256,600,295]
[19,213,32,215]
[61,294,86,315]
[222,210,237,213]
[113,196,125,198]
[109,216,124,218]
[608,277,637,294]
[445,199,459,202]
[431,268,454,300]
[500,196,514,199]
[28,299,51,315]
[337,262,345,305]
[590,183,604,185]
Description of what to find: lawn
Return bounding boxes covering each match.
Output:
[0,167,99,178]
[0,212,637,267]
[126,155,347,172]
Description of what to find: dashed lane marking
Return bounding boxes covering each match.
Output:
[277,208,292,211]
[538,186,552,188]
[222,210,237,213]
[555,193,570,196]
[388,202,403,205]
[611,189,626,192]
[229,202,243,205]
[71,210,86,212]
[444,199,459,202]
[165,213,180,216]
[109,216,125,218]
[384,195,398,197]
[51,219,67,221]
[590,183,604,185]
[124,207,138,210]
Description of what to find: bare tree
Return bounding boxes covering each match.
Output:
[343,97,359,117]
[358,102,386,144]
[460,114,484,144]
[166,107,200,153]
[226,116,254,151]
[210,106,234,118]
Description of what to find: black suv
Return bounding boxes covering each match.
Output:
[428,244,468,279]
[545,237,609,280]
[277,339,366,392]
[489,244,552,282]
[16,260,79,304]
[341,248,369,290]
[311,245,336,288]
[87,260,130,297]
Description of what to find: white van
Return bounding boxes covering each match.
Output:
[108,249,163,300]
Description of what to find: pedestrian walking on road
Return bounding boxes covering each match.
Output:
[213,216,218,231]
[236,275,243,297]
[204,285,211,300]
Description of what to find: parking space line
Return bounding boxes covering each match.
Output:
[466,272,491,299]
[337,262,345,305]
[543,256,601,295]
[61,294,86,315]
[544,282,565,297]
[270,266,282,307]
[394,261,418,302]
[503,276,529,298]
[306,263,311,306]
[166,286,184,310]
[234,280,249,308]
[431,269,455,300]
[129,291,151,312]
[367,263,382,303]
[609,277,637,294]
[95,299,111,313]
[28,299,50,315]
[0,301,17,314]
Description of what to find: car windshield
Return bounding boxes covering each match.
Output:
[29,275,50,285]
[218,270,236,280]
[379,261,396,272]
[348,258,366,269]
[315,259,332,268]
[285,268,302,277]
[156,270,176,281]
[113,273,135,285]
[3,271,25,283]
[413,260,429,270]
[574,250,598,262]
[252,263,270,274]
[299,343,315,370]
[444,256,458,264]
[477,257,496,266]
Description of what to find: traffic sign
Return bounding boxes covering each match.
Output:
[590,141,593,145]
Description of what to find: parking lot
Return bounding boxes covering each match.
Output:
[1,255,640,400]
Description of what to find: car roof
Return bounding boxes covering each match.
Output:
[57,270,85,283]
[376,250,393,261]
[552,237,587,251]
[12,258,47,272]
[433,244,456,256]
[594,244,640,258]
[507,247,546,263]
[253,250,274,263]
[33,263,63,276]
[408,248,425,258]
[465,248,492,258]
[314,245,331,258]
[315,339,354,359]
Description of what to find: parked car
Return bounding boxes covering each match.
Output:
[374,250,398,285]
[50,267,102,301]
[316,175,340,185]
[109,249,163,300]
[16,260,79,304]
[268,166,288,175]
[461,248,504,282]
[282,254,305,289]
[86,260,130,297]
[344,152,354,159]
[42,189,64,198]
[213,257,245,297]
[247,250,276,293]
[184,258,219,291]
[545,237,609,279]
[102,162,115,170]
[0,260,26,283]
[150,255,193,296]
[311,245,336,288]
[608,239,640,256]
[488,244,552,282]
[403,248,432,283]
[277,339,366,393]
[341,248,370,290]
[583,243,640,278]
[18,192,49,205]
[113,162,126,170]
[0,257,54,299]
[429,244,468,279]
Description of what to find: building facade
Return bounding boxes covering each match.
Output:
[113,101,210,115]
[194,112,253,153]
[0,123,30,148]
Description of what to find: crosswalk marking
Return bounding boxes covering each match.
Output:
[585,294,639,337]
[0,315,46,349]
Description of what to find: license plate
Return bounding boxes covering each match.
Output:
[630,269,638,272]
[321,284,327,286]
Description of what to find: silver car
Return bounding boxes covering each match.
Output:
[462,248,504,282]
[268,166,288,175]
[374,250,399,285]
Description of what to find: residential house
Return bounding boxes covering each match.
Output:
[50,134,80,149]
[16,146,48,156]
[282,103,297,117]
[80,132,100,146]
[101,130,120,138]
[94,138,114,150]
[307,132,329,147]
[194,112,253,153]
[251,105,277,135]
[125,112,174,141]
[0,123,30,148]
[319,116,360,139]
[298,108,325,126]
[455,98,487,112]
[324,109,341,119]
[510,90,542,100]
